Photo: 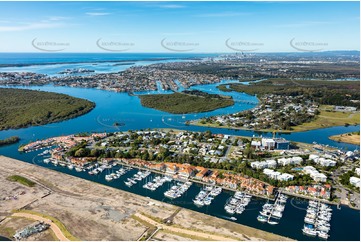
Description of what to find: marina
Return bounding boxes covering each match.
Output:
[124,170,151,187]
[224,191,252,215]
[302,200,333,239]
[258,193,288,225]
[0,55,359,241]
[22,154,357,241]
[193,186,222,207]
[142,175,172,191]
[164,181,192,199]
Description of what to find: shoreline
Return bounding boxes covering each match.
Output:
[0,57,197,68]
[0,155,292,241]
[329,132,360,145]
[0,88,96,132]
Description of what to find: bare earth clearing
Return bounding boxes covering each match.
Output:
[0,156,291,241]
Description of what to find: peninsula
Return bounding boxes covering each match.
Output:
[329,132,360,145]
[0,88,95,130]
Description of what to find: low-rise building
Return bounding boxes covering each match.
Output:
[263,168,294,181]
[309,154,337,167]
[350,177,360,187]
[303,166,327,182]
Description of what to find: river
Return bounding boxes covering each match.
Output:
[0,54,359,240]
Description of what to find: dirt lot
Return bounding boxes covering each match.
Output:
[0,155,291,241]
[0,217,54,241]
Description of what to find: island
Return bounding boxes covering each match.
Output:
[329,131,360,145]
[0,88,95,130]
[0,136,20,147]
[139,90,234,114]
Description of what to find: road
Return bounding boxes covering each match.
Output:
[12,212,70,241]
[134,213,236,241]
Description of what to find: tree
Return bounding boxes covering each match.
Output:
[75,148,88,157]
[243,143,255,159]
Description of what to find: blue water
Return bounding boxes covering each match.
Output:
[0,53,213,77]
[0,53,359,240]
[0,53,215,65]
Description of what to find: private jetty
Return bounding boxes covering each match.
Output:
[302,200,332,239]
[193,185,222,207]
[164,181,192,199]
[257,192,288,225]
[224,191,252,215]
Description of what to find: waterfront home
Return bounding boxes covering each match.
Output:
[261,138,276,150]
[251,140,261,150]
[69,157,96,165]
[267,185,275,196]
[284,184,331,199]
[149,163,166,172]
[178,164,197,180]
[51,151,63,161]
[165,163,180,175]
[194,167,209,180]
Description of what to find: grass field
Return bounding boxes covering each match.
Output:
[7,175,36,187]
[291,105,360,132]
[329,132,360,145]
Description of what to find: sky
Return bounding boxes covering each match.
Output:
[0,1,359,53]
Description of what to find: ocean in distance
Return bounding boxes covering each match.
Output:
[0,53,359,241]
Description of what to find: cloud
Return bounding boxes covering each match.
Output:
[48,16,71,21]
[0,22,63,32]
[159,4,186,9]
[86,12,111,16]
[194,12,251,18]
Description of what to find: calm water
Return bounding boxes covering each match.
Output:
[0,53,359,240]
[0,53,216,77]
[0,236,10,241]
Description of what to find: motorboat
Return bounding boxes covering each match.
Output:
[193,199,204,207]
[268,220,279,225]
[302,227,317,237]
[257,215,267,222]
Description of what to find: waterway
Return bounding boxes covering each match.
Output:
[0,83,359,240]
[0,53,360,240]
[0,236,11,241]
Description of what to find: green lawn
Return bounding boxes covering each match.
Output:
[7,175,36,187]
[291,105,360,132]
